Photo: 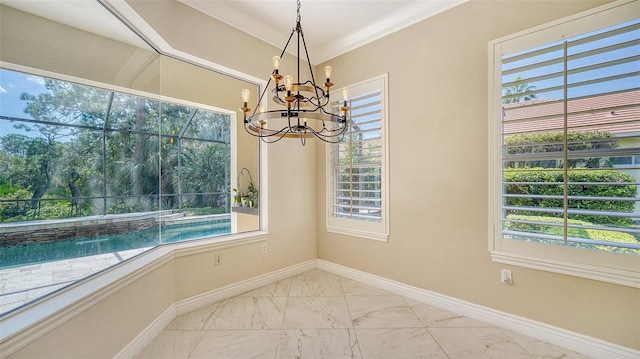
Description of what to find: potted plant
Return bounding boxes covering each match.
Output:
[246,177,258,207]
[236,167,259,208]
[232,188,242,206]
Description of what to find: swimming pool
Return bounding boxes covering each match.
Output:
[0,219,230,269]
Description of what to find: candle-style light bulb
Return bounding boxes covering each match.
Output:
[340,87,350,117]
[284,75,293,91]
[240,89,251,119]
[324,66,332,79]
[324,65,334,90]
[241,89,250,103]
[272,56,283,83]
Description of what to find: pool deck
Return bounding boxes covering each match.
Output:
[0,213,232,315]
[0,247,150,314]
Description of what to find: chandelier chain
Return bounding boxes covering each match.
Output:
[296,0,301,23]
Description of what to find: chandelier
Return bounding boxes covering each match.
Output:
[240,0,350,145]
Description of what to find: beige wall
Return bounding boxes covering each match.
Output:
[3,1,317,358]
[7,261,176,358]
[316,0,639,350]
[125,0,318,278]
[5,0,639,357]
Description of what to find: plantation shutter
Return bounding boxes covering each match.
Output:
[500,19,640,251]
[330,88,383,222]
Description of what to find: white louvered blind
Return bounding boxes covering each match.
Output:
[500,18,640,253]
[330,84,383,223]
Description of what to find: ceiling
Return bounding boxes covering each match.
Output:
[178,0,467,64]
[0,0,150,49]
[0,0,467,65]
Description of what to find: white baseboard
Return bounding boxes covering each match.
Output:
[118,259,637,359]
[316,259,639,359]
[118,259,316,358]
[175,260,316,315]
[114,304,176,359]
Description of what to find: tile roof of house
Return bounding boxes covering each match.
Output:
[502,89,639,135]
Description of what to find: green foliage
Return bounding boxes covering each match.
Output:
[0,184,20,197]
[0,72,232,222]
[0,192,81,222]
[0,188,31,219]
[505,214,639,254]
[504,169,636,226]
[504,131,618,169]
[502,76,537,104]
[183,207,225,216]
[232,167,258,208]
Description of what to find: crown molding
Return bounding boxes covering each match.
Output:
[178,0,468,65]
[314,0,468,63]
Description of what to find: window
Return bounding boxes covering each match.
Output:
[0,67,235,314]
[489,1,639,287]
[327,74,389,241]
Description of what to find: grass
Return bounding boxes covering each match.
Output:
[505,214,639,254]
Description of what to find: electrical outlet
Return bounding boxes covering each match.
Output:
[215,253,223,266]
[501,269,512,285]
[261,243,268,254]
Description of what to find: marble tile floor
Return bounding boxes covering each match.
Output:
[137,269,591,359]
[0,247,150,314]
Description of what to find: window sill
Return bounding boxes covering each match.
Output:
[232,206,259,216]
[327,225,388,242]
[490,250,640,288]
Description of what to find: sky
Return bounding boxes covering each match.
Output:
[502,19,640,101]
[0,69,46,119]
[0,69,47,138]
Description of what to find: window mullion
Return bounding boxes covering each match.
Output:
[562,40,569,244]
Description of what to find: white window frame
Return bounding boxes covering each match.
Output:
[326,74,389,241]
[488,0,639,288]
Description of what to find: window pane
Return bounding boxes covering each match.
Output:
[0,67,235,315]
[331,86,384,223]
[500,19,640,254]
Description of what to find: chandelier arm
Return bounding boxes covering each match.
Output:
[316,119,349,136]
[272,85,287,105]
[263,137,284,143]
[244,121,292,139]
[260,132,288,143]
[300,123,347,144]
[306,95,327,108]
[318,106,348,128]
[294,80,328,108]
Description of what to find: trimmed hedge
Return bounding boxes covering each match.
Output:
[504,131,618,169]
[504,169,636,226]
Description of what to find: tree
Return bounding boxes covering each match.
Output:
[502,76,538,104]
[1,74,232,221]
